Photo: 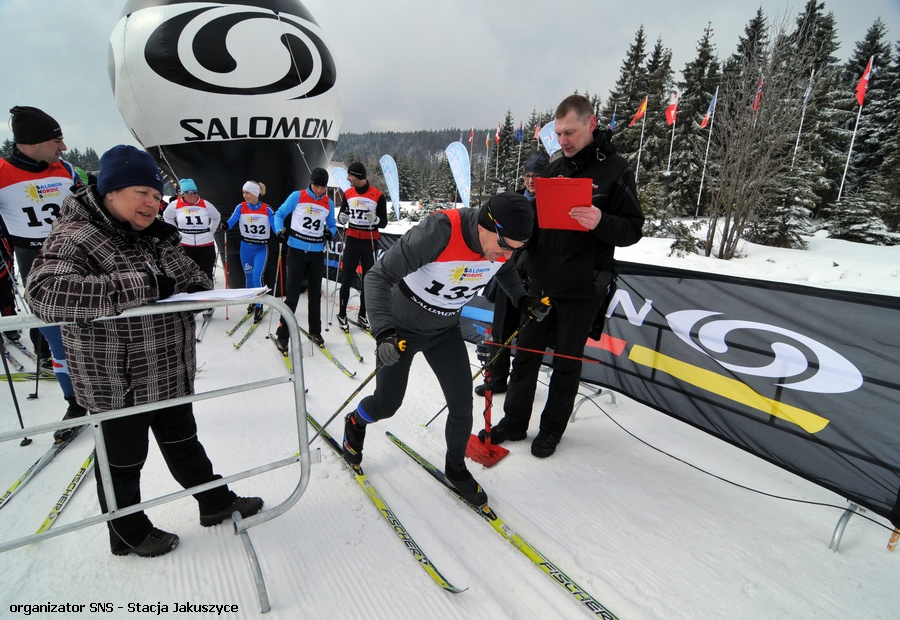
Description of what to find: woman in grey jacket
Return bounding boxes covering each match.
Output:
[26,145,262,558]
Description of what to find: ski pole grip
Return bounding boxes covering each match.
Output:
[398,339,407,352]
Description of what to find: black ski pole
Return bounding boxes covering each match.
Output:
[0,339,32,446]
[307,366,378,446]
[28,331,43,400]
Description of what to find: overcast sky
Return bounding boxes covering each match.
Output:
[1,0,896,155]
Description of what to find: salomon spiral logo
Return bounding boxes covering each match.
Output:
[666,309,862,394]
[144,5,336,98]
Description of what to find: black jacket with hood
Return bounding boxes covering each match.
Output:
[524,128,644,300]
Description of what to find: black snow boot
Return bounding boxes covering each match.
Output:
[111,527,179,558]
[445,459,488,506]
[342,411,367,465]
[200,496,264,527]
[54,397,88,442]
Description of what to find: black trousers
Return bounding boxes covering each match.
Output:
[181,244,216,280]
[502,297,600,438]
[339,235,377,317]
[358,324,473,466]
[277,246,324,339]
[487,287,521,385]
[95,402,235,547]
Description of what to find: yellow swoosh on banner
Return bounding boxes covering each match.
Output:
[628,345,829,434]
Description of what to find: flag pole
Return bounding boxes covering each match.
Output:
[792,68,815,169]
[837,103,863,203]
[515,134,523,183]
[696,86,718,218]
[666,102,677,174]
[635,113,646,184]
[484,134,489,181]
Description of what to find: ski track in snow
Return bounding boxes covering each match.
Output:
[2,230,899,619]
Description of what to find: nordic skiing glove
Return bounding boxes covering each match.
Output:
[523,295,551,322]
[376,330,406,367]
[152,272,176,300]
[276,228,289,242]
[323,229,333,242]
[363,211,379,224]
[338,211,349,225]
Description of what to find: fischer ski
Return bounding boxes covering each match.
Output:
[339,322,364,362]
[0,426,87,511]
[233,310,270,349]
[6,368,56,382]
[270,334,293,372]
[298,326,356,377]
[386,432,618,619]
[35,449,96,534]
[307,414,464,594]
[225,310,254,336]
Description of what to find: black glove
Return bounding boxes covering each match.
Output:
[154,273,176,300]
[376,330,406,367]
[185,283,209,294]
[276,228,289,242]
[323,228,333,242]
[219,222,229,232]
[523,295,551,322]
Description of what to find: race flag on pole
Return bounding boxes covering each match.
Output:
[753,77,764,111]
[609,108,617,132]
[700,90,718,129]
[485,133,490,148]
[468,128,474,144]
[855,55,874,106]
[533,121,541,140]
[665,92,678,127]
[495,123,501,145]
[629,97,648,127]
[515,121,523,143]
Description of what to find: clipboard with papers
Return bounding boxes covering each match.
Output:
[533,177,592,231]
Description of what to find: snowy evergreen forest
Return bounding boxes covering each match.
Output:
[335,2,899,256]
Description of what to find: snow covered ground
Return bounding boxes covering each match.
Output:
[1,224,898,620]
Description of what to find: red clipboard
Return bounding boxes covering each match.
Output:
[533,177,592,231]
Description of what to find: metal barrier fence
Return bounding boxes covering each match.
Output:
[0,295,308,613]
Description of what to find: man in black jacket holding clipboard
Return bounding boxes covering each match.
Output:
[483,94,644,458]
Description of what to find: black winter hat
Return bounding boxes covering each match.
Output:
[97,145,164,196]
[9,106,63,144]
[478,192,533,242]
[309,167,329,187]
[524,151,550,175]
[347,162,367,179]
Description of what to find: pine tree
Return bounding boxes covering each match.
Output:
[602,26,650,166]
[823,187,894,244]
[880,41,900,231]
[669,23,721,217]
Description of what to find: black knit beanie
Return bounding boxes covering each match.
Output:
[9,106,63,144]
[310,167,329,187]
[478,192,533,241]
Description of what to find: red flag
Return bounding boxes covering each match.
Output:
[665,92,678,127]
[485,133,489,148]
[533,122,541,140]
[468,128,474,144]
[628,97,647,127]
[753,77,764,111]
[855,56,874,106]
[495,123,501,144]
